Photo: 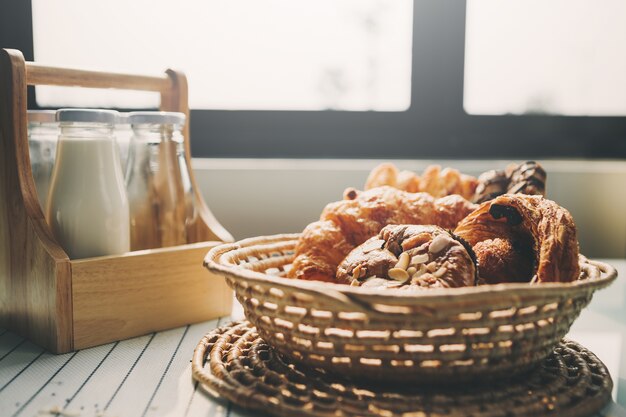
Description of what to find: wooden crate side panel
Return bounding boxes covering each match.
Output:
[0,48,73,353]
[71,242,233,350]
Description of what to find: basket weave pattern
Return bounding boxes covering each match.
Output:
[206,234,617,383]
[192,321,613,417]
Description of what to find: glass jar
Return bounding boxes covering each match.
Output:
[116,112,132,169]
[47,109,130,259]
[27,110,58,211]
[125,111,195,251]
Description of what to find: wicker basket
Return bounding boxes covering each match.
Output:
[204,234,617,383]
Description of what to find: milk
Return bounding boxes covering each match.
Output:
[47,135,130,259]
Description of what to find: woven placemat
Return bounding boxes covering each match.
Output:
[192,321,613,417]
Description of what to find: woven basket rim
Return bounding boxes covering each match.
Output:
[204,233,618,307]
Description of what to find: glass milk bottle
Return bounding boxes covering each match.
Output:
[47,109,130,259]
[27,110,58,211]
[125,112,195,250]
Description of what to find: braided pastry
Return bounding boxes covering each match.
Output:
[288,187,477,282]
[454,194,579,284]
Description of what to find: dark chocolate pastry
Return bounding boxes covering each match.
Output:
[473,161,546,203]
[506,161,547,196]
[336,224,477,290]
[473,170,509,204]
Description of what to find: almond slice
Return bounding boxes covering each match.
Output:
[429,234,450,254]
[394,252,410,270]
[410,253,429,265]
[388,268,409,282]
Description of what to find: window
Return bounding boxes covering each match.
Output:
[3,1,626,158]
[464,0,626,116]
[32,0,413,111]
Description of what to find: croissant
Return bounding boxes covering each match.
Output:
[454,194,579,284]
[288,186,477,282]
[336,225,477,290]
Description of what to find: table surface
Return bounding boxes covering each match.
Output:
[1,260,625,417]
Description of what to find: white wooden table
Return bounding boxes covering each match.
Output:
[1,260,626,417]
[0,317,240,417]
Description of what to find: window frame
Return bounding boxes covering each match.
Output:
[4,0,626,159]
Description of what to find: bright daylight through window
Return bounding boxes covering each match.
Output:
[464,0,626,116]
[32,0,413,111]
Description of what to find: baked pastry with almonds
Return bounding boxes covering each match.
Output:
[288,186,477,282]
[336,225,477,290]
[454,194,579,284]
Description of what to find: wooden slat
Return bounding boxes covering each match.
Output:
[0,332,25,360]
[10,344,114,417]
[146,319,221,417]
[64,334,154,415]
[104,327,187,416]
[185,382,230,417]
[0,347,72,416]
[71,242,233,350]
[26,63,170,92]
[0,341,44,396]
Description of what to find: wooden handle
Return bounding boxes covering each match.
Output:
[26,62,171,92]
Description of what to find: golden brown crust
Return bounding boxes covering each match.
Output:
[396,170,421,193]
[290,220,354,282]
[336,225,476,290]
[365,164,478,200]
[364,163,398,190]
[366,161,546,205]
[472,238,535,284]
[454,194,579,283]
[289,187,477,282]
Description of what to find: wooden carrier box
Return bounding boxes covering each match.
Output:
[0,48,233,354]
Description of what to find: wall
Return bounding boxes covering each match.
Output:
[194,159,626,258]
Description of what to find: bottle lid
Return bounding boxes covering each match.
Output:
[117,112,130,125]
[27,110,56,124]
[128,111,186,126]
[56,108,119,124]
